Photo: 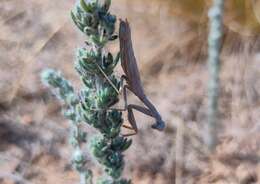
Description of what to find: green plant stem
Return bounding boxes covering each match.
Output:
[42,1,132,183]
[41,69,92,184]
[206,0,224,151]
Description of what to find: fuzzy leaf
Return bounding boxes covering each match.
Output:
[80,0,94,13]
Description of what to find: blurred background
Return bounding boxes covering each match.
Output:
[0,0,260,183]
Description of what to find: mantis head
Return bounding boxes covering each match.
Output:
[151,119,165,131]
[119,19,131,41]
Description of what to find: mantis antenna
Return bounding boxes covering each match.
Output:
[93,61,120,94]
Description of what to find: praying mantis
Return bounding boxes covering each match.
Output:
[89,19,165,136]
[117,19,165,135]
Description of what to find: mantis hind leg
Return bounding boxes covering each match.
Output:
[122,105,138,136]
[121,84,138,136]
[137,95,165,130]
[122,104,154,137]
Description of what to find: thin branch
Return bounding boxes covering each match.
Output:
[205,0,224,151]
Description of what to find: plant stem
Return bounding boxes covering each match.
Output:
[206,0,224,151]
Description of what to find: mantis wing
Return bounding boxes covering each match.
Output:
[119,19,143,95]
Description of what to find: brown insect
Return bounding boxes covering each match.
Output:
[92,19,165,136]
[118,19,165,136]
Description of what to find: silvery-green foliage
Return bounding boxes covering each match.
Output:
[41,0,132,183]
[71,0,116,42]
[206,0,224,151]
[89,135,131,179]
[72,0,132,181]
[41,69,92,184]
[41,69,79,121]
[96,177,131,184]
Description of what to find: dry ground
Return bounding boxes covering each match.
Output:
[0,0,260,184]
